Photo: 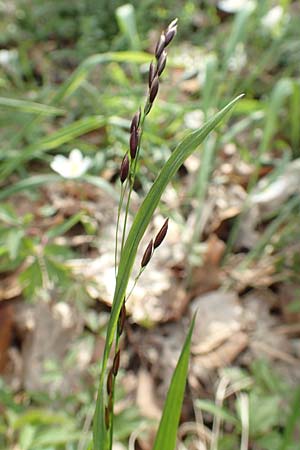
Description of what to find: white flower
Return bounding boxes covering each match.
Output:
[50,149,91,179]
[218,0,255,13]
[261,5,284,29]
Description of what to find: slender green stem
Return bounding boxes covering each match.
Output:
[125,267,144,302]
[115,182,127,277]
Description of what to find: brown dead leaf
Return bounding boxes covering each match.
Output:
[0,273,22,301]
[190,290,244,355]
[192,331,248,379]
[205,234,226,266]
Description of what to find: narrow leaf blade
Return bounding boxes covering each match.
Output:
[0,97,65,115]
[152,316,195,450]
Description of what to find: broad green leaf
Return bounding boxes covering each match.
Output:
[245,392,281,436]
[7,228,24,260]
[92,94,243,450]
[152,316,195,450]
[0,97,65,116]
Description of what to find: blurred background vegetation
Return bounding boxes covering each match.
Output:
[0,0,300,449]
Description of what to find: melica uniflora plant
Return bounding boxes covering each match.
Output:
[92,18,242,450]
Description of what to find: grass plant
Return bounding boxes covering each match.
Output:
[92,19,241,450]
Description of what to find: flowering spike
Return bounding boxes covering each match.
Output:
[120,154,130,183]
[155,33,166,59]
[130,108,141,132]
[157,51,167,76]
[130,127,139,159]
[148,61,157,88]
[149,76,159,104]
[112,350,121,376]
[141,239,153,267]
[154,218,169,249]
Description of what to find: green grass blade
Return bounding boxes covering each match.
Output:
[152,315,196,450]
[0,116,106,180]
[278,387,300,450]
[55,52,151,102]
[92,94,242,450]
[0,97,65,116]
[259,78,293,154]
[223,4,255,72]
[116,4,141,51]
[0,174,117,202]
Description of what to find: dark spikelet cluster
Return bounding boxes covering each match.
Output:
[120,153,130,183]
[129,108,141,159]
[145,18,178,115]
[154,218,169,249]
[140,218,169,267]
[141,239,153,268]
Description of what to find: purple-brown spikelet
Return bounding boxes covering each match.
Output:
[155,33,166,59]
[148,61,157,88]
[154,218,169,249]
[165,27,176,46]
[107,368,113,395]
[130,109,141,132]
[149,76,159,103]
[157,51,167,76]
[120,154,130,183]
[112,350,121,376]
[167,18,178,31]
[118,303,126,335]
[130,126,139,159]
[141,239,153,267]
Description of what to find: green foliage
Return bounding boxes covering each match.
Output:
[152,315,195,450]
[1,1,300,450]
[196,362,300,450]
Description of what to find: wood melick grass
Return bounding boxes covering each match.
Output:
[92,18,242,450]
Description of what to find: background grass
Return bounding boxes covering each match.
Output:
[0,1,300,449]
